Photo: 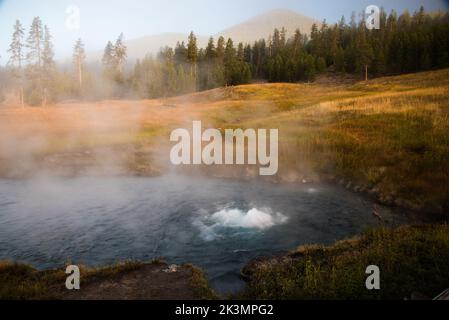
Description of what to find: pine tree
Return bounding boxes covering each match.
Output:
[73,38,86,92]
[177,64,187,94]
[271,28,282,57]
[102,41,116,78]
[205,37,216,61]
[292,29,304,56]
[7,20,25,107]
[252,39,267,79]
[224,38,236,85]
[237,43,244,61]
[174,41,187,65]
[26,17,45,106]
[309,23,320,56]
[41,25,55,106]
[355,23,373,80]
[334,46,345,72]
[159,47,177,96]
[114,33,127,75]
[187,31,198,77]
[304,54,316,81]
[203,37,217,89]
[280,27,287,48]
[243,44,252,64]
[125,7,449,98]
[216,37,225,62]
[26,17,44,68]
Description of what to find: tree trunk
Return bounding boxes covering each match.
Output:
[20,87,24,108]
[78,58,83,90]
[365,64,368,82]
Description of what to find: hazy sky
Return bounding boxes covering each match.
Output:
[1,0,448,62]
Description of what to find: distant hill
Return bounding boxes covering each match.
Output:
[215,9,319,45]
[88,9,319,63]
[123,33,210,63]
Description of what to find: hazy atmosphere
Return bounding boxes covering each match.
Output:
[0,0,448,61]
[1,0,449,304]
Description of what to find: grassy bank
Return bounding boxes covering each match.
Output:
[1,69,448,216]
[240,224,449,300]
[200,70,449,216]
[0,260,216,300]
[2,224,448,300]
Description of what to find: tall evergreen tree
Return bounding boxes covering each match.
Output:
[7,20,25,107]
[26,17,45,105]
[205,37,216,61]
[114,33,127,75]
[187,31,198,77]
[41,25,55,106]
[73,38,86,91]
[26,17,44,67]
[102,41,116,78]
[174,41,187,65]
[216,37,225,61]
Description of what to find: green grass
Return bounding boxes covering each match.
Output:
[0,260,216,300]
[0,261,66,300]
[201,69,449,215]
[0,260,151,300]
[240,224,449,300]
[3,225,449,300]
[185,264,218,300]
[40,125,164,155]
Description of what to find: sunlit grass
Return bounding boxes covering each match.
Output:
[199,69,449,214]
[0,68,448,213]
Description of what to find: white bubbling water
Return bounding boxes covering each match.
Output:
[210,208,287,229]
[194,207,288,241]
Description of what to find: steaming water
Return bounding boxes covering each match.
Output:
[0,175,412,294]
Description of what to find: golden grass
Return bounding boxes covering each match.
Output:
[1,68,448,213]
[240,224,449,300]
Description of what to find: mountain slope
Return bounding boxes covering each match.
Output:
[88,9,319,62]
[124,33,209,62]
[215,9,319,44]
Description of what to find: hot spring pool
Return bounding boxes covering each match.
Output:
[0,175,412,294]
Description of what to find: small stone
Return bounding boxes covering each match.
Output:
[162,264,178,273]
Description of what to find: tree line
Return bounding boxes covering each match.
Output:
[117,6,449,98]
[2,6,449,105]
[6,17,56,106]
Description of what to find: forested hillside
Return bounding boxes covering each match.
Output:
[1,6,448,105]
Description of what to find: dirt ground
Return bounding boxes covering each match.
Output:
[62,263,213,300]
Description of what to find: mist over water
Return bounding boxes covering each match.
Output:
[0,175,412,294]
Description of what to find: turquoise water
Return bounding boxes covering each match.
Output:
[0,175,412,294]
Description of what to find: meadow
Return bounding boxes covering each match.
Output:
[1,68,447,216]
[241,224,449,300]
[1,68,449,299]
[200,70,449,217]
